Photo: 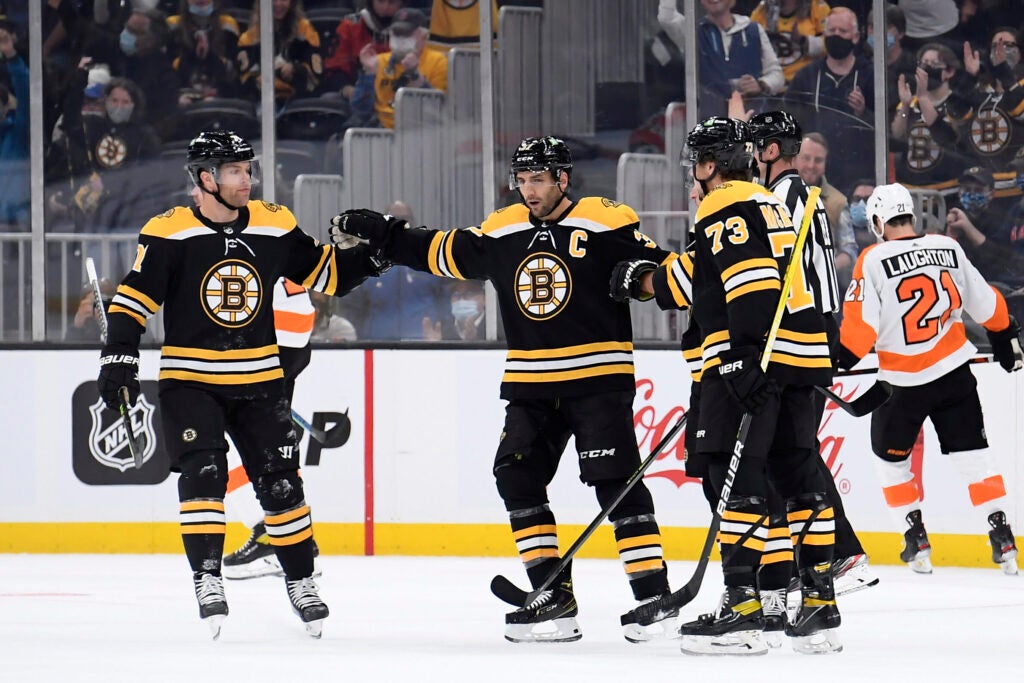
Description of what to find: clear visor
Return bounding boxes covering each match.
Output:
[508,168,561,191]
[191,159,261,189]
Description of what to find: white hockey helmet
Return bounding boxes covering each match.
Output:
[866,183,915,241]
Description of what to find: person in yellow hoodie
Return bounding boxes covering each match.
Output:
[751,0,831,84]
[350,7,448,129]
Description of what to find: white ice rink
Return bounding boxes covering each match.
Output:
[1,553,1019,682]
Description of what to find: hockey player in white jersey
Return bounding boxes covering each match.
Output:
[838,183,1021,575]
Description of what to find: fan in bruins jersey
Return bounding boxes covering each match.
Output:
[329,136,677,644]
[95,130,386,640]
[611,117,842,655]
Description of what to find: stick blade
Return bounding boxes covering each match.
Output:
[490,575,529,607]
[847,380,893,417]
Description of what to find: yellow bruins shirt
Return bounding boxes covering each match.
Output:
[650,180,832,385]
[372,47,449,129]
[107,201,375,394]
[389,197,674,399]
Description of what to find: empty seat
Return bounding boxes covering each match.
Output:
[176,98,260,141]
[276,96,352,140]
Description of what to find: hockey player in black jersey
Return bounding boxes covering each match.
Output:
[329,136,677,643]
[95,131,386,640]
[611,118,843,655]
[748,111,879,619]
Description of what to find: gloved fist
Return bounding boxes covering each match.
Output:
[609,259,657,302]
[717,345,777,415]
[987,316,1024,372]
[368,248,393,277]
[98,344,140,410]
[329,209,407,249]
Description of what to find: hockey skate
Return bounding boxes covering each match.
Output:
[224,524,323,580]
[504,574,582,643]
[831,554,880,596]
[193,572,228,640]
[759,588,787,649]
[286,577,329,638]
[988,512,1018,576]
[621,592,679,643]
[786,563,842,654]
[678,586,767,656]
[900,510,933,574]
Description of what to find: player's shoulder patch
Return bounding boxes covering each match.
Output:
[140,206,210,239]
[480,203,530,234]
[696,180,770,221]
[260,201,281,212]
[571,196,639,229]
[248,199,296,228]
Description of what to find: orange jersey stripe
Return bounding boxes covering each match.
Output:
[274,309,315,334]
[968,475,1007,506]
[876,322,969,374]
[882,479,921,507]
[226,465,250,494]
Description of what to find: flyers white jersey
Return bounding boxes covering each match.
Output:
[273,278,315,348]
[840,233,1010,386]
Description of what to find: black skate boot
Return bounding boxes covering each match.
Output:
[504,571,581,643]
[223,523,281,580]
[759,588,787,649]
[621,591,679,643]
[286,577,329,638]
[988,511,1018,575]
[900,510,932,574]
[678,586,767,656]
[786,562,842,654]
[193,571,228,640]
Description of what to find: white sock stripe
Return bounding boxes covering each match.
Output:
[515,535,559,552]
[265,514,312,537]
[788,519,835,535]
[179,510,226,524]
[762,537,794,553]
[720,520,769,539]
[619,547,664,563]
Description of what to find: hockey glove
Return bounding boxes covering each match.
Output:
[98,344,140,410]
[329,209,407,250]
[987,316,1024,372]
[609,259,658,302]
[717,346,777,415]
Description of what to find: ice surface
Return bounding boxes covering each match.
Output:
[1,554,1020,682]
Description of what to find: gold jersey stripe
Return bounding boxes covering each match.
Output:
[116,285,159,314]
[721,257,778,283]
[268,526,314,546]
[768,351,834,368]
[503,364,635,383]
[159,368,284,384]
[265,505,311,525]
[162,344,279,360]
[776,328,830,344]
[616,534,662,551]
[512,524,557,541]
[506,341,633,359]
[519,547,560,562]
[180,524,226,535]
[623,559,665,573]
[725,279,781,303]
[109,304,146,326]
[180,500,225,512]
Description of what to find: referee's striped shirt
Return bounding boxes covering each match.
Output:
[769,169,841,315]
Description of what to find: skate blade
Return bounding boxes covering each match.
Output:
[765,631,783,649]
[204,614,225,640]
[623,616,679,643]
[908,556,933,574]
[222,558,284,580]
[791,628,842,654]
[505,617,582,643]
[1000,557,1018,576]
[834,568,881,597]
[680,630,768,656]
[304,618,325,639]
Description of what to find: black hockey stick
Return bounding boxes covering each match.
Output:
[622,186,821,627]
[490,413,688,608]
[815,381,892,417]
[291,408,351,447]
[87,258,143,469]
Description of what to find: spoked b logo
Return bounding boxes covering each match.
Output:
[72,381,170,485]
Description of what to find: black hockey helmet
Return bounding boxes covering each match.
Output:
[683,117,756,174]
[748,110,803,157]
[186,130,257,186]
[508,136,573,190]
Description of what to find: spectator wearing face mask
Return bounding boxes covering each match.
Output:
[843,178,876,251]
[865,4,916,119]
[424,279,487,342]
[954,28,1024,171]
[784,7,874,193]
[237,0,322,106]
[350,7,447,129]
[111,8,179,139]
[891,42,976,197]
[167,0,241,105]
[321,0,405,100]
[944,166,1017,281]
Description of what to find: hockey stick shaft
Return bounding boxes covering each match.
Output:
[815,381,892,418]
[627,187,821,624]
[490,413,689,607]
[87,258,143,469]
[290,409,329,444]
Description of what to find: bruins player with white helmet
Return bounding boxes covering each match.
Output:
[330,136,678,643]
[96,131,387,639]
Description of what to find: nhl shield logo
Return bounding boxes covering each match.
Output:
[87,395,157,471]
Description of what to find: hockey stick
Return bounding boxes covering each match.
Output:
[290,408,351,447]
[815,381,892,417]
[490,413,689,608]
[623,186,821,628]
[86,258,143,470]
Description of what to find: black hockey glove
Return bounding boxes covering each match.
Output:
[98,344,140,410]
[986,316,1024,372]
[329,209,407,250]
[368,248,393,276]
[717,346,777,415]
[609,259,658,302]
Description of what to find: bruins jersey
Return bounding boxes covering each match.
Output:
[388,197,674,399]
[107,201,375,394]
[650,181,832,386]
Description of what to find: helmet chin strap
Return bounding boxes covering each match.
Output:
[758,149,780,186]
[693,162,716,196]
[200,179,245,212]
